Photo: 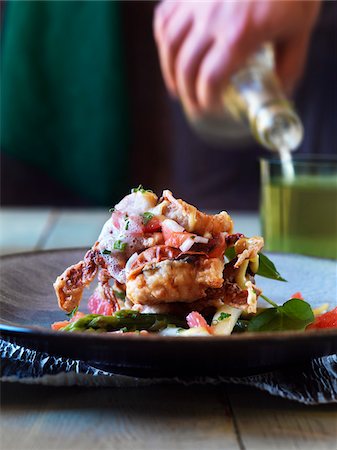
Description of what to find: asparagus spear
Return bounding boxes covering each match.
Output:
[62,310,188,333]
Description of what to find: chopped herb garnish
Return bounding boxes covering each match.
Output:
[131,185,153,194]
[142,212,154,224]
[114,240,127,251]
[120,327,128,333]
[114,290,126,300]
[66,306,78,319]
[125,219,130,230]
[218,312,231,321]
[108,207,115,213]
[102,249,111,255]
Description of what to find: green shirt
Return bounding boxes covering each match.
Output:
[1,0,130,205]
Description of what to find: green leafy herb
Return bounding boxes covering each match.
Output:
[131,185,153,194]
[225,246,236,261]
[142,212,154,225]
[125,218,130,230]
[248,298,314,332]
[114,240,127,251]
[114,290,126,300]
[256,253,287,282]
[66,306,78,319]
[233,319,250,333]
[108,207,115,213]
[102,249,111,255]
[218,312,231,321]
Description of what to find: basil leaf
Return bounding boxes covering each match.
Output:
[282,298,314,324]
[248,308,280,332]
[102,249,111,255]
[142,212,154,225]
[233,319,250,333]
[225,247,236,261]
[256,253,287,282]
[248,299,314,332]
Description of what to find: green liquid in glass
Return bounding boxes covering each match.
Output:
[261,175,337,259]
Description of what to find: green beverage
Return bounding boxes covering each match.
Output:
[261,158,337,259]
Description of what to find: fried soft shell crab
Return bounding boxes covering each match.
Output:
[53,188,264,334]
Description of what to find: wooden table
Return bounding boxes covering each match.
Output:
[1,208,336,450]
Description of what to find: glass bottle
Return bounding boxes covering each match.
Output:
[186,44,304,153]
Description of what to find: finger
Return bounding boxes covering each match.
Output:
[153,1,179,44]
[275,32,311,95]
[195,41,243,112]
[156,8,193,95]
[175,31,214,115]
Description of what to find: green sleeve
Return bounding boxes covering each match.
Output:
[1,0,130,204]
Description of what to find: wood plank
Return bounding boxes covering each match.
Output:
[225,384,337,450]
[42,209,110,250]
[0,208,52,255]
[1,383,240,450]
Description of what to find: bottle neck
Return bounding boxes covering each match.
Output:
[251,101,304,152]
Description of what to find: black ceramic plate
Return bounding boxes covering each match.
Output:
[1,249,336,377]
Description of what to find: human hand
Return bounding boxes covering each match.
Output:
[154,0,321,116]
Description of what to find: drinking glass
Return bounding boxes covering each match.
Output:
[260,155,337,259]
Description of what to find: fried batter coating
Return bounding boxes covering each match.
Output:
[54,249,100,313]
[126,257,224,305]
[162,190,233,236]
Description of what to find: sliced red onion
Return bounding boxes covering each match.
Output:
[162,219,184,232]
[179,237,195,252]
[194,236,209,244]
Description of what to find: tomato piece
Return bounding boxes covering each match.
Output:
[291,291,304,300]
[164,232,193,249]
[161,220,195,249]
[186,311,212,333]
[51,320,70,331]
[88,292,114,316]
[143,216,162,233]
[208,233,226,258]
[307,307,337,330]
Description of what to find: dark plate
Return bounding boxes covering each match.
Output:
[1,249,336,377]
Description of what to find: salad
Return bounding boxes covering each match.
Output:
[52,187,336,335]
